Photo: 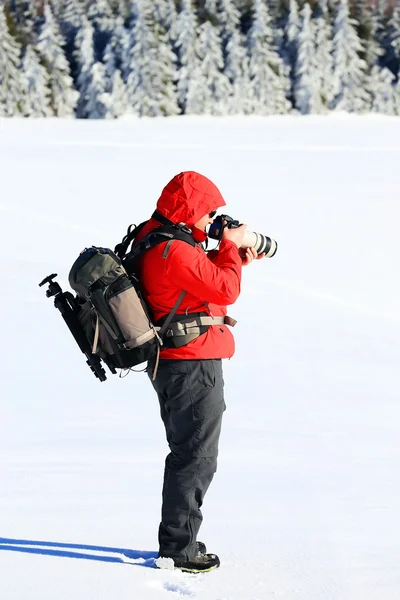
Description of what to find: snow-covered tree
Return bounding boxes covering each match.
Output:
[175,0,200,113]
[87,0,115,33]
[12,0,38,43]
[225,28,252,114]
[294,3,323,114]
[21,45,52,117]
[185,20,231,115]
[370,65,396,114]
[152,0,178,43]
[36,4,78,117]
[330,0,370,113]
[314,0,334,109]
[284,0,301,68]
[74,16,95,118]
[0,5,25,116]
[386,6,400,78]
[60,0,84,29]
[389,6,400,60]
[124,1,179,116]
[106,17,130,80]
[105,69,130,118]
[247,0,291,115]
[85,61,109,118]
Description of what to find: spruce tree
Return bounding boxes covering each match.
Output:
[186,20,231,115]
[87,0,115,34]
[294,3,323,114]
[247,0,291,115]
[175,0,199,113]
[60,0,84,29]
[284,0,301,101]
[330,0,370,113]
[106,16,130,80]
[105,69,130,118]
[124,0,179,116]
[36,4,78,117]
[12,0,38,44]
[21,45,52,117]
[370,65,396,114]
[0,5,25,116]
[74,16,95,118]
[387,6,400,78]
[214,0,251,114]
[225,28,252,114]
[314,0,334,109]
[85,61,109,118]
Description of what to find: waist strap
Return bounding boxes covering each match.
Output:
[159,315,237,338]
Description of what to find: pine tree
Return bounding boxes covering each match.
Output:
[213,0,251,114]
[12,0,38,44]
[330,0,370,113]
[225,28,252,114]
[85,61,109,118]
[21,45,52,117]
[60,0,85,29]
[175,0,199,113]
[74,16,95,118]
[247,0,291,115]
[0,5,25,116]
[370,65,396,114]
[153,0,178,43]
[314,0,334,108]
[284,0,301,94]
[294,3,323,114]
[105,69,130,118]
[105,16,130,80]
[387,6,400,78]
[186,20,231,115]
[87,0,115,33]
[124,0,179,116]
[36,4,78,117]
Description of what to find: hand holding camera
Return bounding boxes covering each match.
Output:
[222,222,248,248]
[209,214,278,258]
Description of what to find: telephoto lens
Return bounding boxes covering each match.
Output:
[241,230,278,257]
[208,215,277,258]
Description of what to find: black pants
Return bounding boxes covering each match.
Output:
[148,358,225,562]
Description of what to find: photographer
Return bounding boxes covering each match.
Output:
[136,171,263,573]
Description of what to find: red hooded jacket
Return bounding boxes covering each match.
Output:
[136,171,242,360]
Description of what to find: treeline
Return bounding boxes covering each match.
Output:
[1,0,399,118]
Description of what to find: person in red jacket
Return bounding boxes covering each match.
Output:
[138,171,262,573]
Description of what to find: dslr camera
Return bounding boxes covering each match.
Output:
[208,214,278,258]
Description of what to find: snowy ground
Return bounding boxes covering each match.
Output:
[0,115,399,600]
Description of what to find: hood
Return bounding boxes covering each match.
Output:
[156,171,226,227]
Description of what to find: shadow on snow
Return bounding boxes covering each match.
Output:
[0,537,157,568]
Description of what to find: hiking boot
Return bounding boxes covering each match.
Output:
[174,552,220,573]
[155,550,220,573]
[196,541,206,555]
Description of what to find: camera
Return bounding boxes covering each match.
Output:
[208,214,278,258]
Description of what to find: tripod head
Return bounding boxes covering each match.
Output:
[39,274,62,298]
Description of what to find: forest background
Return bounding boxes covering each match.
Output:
[1,0,400,118]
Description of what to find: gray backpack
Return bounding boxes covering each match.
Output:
[68,245,188,378]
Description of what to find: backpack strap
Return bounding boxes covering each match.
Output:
[114,221,148,260]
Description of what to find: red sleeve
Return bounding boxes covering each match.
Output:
[165,239,242,306]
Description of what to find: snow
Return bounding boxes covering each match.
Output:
[0,115,399,599]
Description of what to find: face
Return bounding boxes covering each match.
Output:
[194,210,217,233]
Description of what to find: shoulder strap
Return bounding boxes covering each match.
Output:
[114,221,148,260]
[158,290,186,337]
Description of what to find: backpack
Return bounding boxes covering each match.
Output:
[67,218,198,381]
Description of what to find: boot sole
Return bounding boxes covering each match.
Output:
[176,563,220,574]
